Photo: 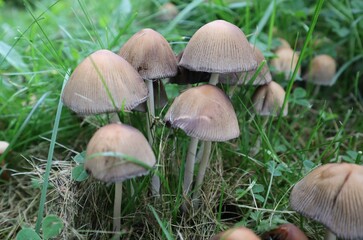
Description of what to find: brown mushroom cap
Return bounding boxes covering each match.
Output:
[261,223,308,240]
[164,84,240,141]
[304,54,336,86]
[179,20,257,73]
[85,123,156,183]
[219,44,272,85]
[157,2,179,21]
[210,227,260,240]
[251,81,288,116]
[270,47,300,80]
[119,28,178,80]
[290,163,363,239]
[62,50,148,115]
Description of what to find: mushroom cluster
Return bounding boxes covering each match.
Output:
[60,17,345,239]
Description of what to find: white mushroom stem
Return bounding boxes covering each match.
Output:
[209,73,219,85]
[193,141,212,207]
[183,137,199,194]
[324,229,336,240]
[146,79,155,118]
[113,182,123,240]
[250,117,269,155]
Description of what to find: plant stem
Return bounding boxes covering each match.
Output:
[113,182,123,240]
[193,141,212,207]
[183,137,199,194]
[209,73,219,85]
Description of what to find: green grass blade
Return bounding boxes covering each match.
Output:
[148,205,174,240]
[35,70,70,233]
[0,92,50,165]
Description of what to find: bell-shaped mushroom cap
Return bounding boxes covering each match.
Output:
[290,163,363,240]
[62,50,148,115]
[261,223,308,240]
[179,20,257,73]
[119,28,178,80]
[270,47,300,80]
[251,81,288,116]
[219,44,272,85]
[85,123,156,183]
[134,81,168,112]
[164,84,239,142]
[157,2,179,21]
[169,50,211,84]
[304,54,336,86]
[210,227,260,240]
[276,38,291,50]
[0,141,9,154]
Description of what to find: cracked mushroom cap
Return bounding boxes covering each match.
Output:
[179,20,257,73]
[304,54,337,86]
[290,163,363,240]
[62,50,148,115]
[270,47,300,80]
[164,84,240,142]
[251,81,288,116]
[85,123,156,183]
[219,44,272,85]
[119,28,178,80]
[210,227,260,240]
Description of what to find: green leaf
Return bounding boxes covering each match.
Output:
[254,194,265,203]
[303,160,316,171]
[293,87,307,99]
[0,41,29,71]
[16,228,41,240]
[252,184,265,194]
[42,215,64,240]
[72,165,89,182]
[73,151,86,164]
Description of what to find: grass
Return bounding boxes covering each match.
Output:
[1,0,362,239]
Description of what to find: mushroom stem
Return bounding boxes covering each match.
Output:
[324,229,336,240]
[250,117,269,155]
[209,73,219,85]
[147,79,155,118]
[113,182,123,240]
[192,141,212,207]
[312,85,321,98]
[183,137,199,194]
[195,141,205,163]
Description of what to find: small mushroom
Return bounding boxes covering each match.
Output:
[270,47,300,81]
[62,49,148,115]
[210,227,261,240]
[164,85,239,206]
[179,20,257,85]
[0,141,10,180]
[85,123,156,240]
[290,163,363,240]
[303,54,337,96]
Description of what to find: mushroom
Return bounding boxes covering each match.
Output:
[303,54,337,96]
[250,81,287,155]
[219,43,272,86]
[62,49,148,115]
[157,2,179,21]
[85,123,156,240]
[119,29,178,195]
[164,84,239,206]
[270,47,300,81]
[290,163,363,240]
[210,227,261,240]
[261,223,308,240]
[179,20,257,85]
[251,81,288,117]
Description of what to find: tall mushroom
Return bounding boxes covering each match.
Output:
[290,163,363,240]
[179,20,257,85]
[119,28,178,195]
[270,47,300,81]
[85,123,156,240]
[164,84,239,206]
